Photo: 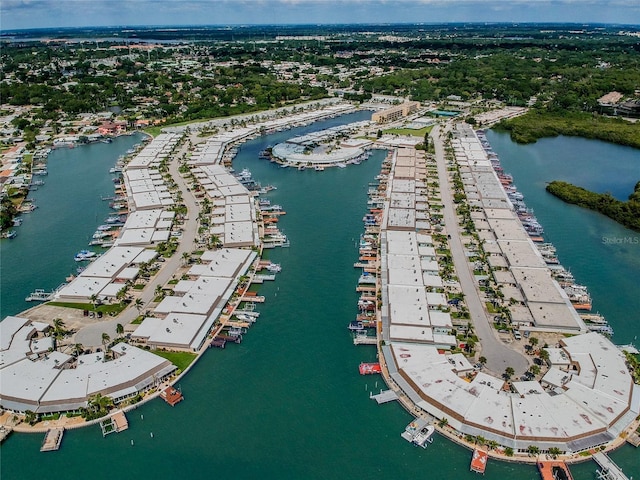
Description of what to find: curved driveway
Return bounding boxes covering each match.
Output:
[430,125,528,376]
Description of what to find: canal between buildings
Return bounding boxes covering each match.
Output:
[1,116,638,479]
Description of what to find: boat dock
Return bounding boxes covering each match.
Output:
[370,389,398,404]
[593,452,630,480]
[25,289,55,302]
[0,426,12,444]
[100,410,129,436]
[537,460,574,480]
[251,274,276,283]
[240,295,265,303]
[470,448,488,474]
[40,427,64,452]
[353,334,378,345]
[626,429,640,447]
[160,386,183,406]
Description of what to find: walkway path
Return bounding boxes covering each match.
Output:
[431,125,528,376]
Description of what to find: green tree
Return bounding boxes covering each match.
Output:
[72,343,84,356]
[539,349,550,363]
[504,367,515,380]
[52,318,66,339]
[24,410,38,425]
[116,323,124,336]
[548,447,562,459]
[134,298,144,313]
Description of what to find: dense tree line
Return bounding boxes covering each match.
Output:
[495,111,640,149]
[546,181,640,232]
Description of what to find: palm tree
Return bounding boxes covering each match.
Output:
[24,410,38,426]
[116,323,124,336]
[548,447,562,459]
[134,298,144,313]
[154,284,165,300]
[527,445,540,457]
[89,293,99,311]
[181,251,191,266]
[539,349,550,364]
[52,318,65,339]
[478,356,487,366]
[72,343,84,356]
[529,337,539,349]
[504,366,515,380]
[101,332,110,349]
[87,393,113,415]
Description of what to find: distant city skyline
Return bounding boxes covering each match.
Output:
[2,0,639,31]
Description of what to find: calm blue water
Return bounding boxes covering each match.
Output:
[0,134,143,318]
[1,121,638,479]
[485,131,640,346]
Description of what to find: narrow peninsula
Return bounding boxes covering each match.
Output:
[546,180,640,232]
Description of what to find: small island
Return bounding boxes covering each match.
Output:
[546,180,640,232]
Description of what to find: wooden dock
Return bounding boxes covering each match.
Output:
[0,426,12,444]
[40,427,64,452]
[354,335,378,345]
[626,430,640,447]
[100,410,129,436]
[537,460,574,480]
[240,295,265,303]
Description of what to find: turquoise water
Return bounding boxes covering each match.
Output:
[1,120,638,479]
[485,131,640,346]
[0,134,143,319]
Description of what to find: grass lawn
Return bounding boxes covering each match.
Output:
[47,301,126,315]
[151,350,197,371]
[383,125,433,137]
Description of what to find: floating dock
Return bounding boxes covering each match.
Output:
[40,427,64,452]
[353,334,378,345]
[370,389,398,404]
[470,449,488,474]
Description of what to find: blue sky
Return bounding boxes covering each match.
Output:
[2,0,639,31]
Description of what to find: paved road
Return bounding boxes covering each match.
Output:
[75,136,202,347]
[430,125,529,376]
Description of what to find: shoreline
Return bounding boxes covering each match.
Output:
[0,103,363,434]
[358,118,639,467]
[2,107,637,473]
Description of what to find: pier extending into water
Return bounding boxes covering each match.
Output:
[40,428,64,452]
[593,452,630,480]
